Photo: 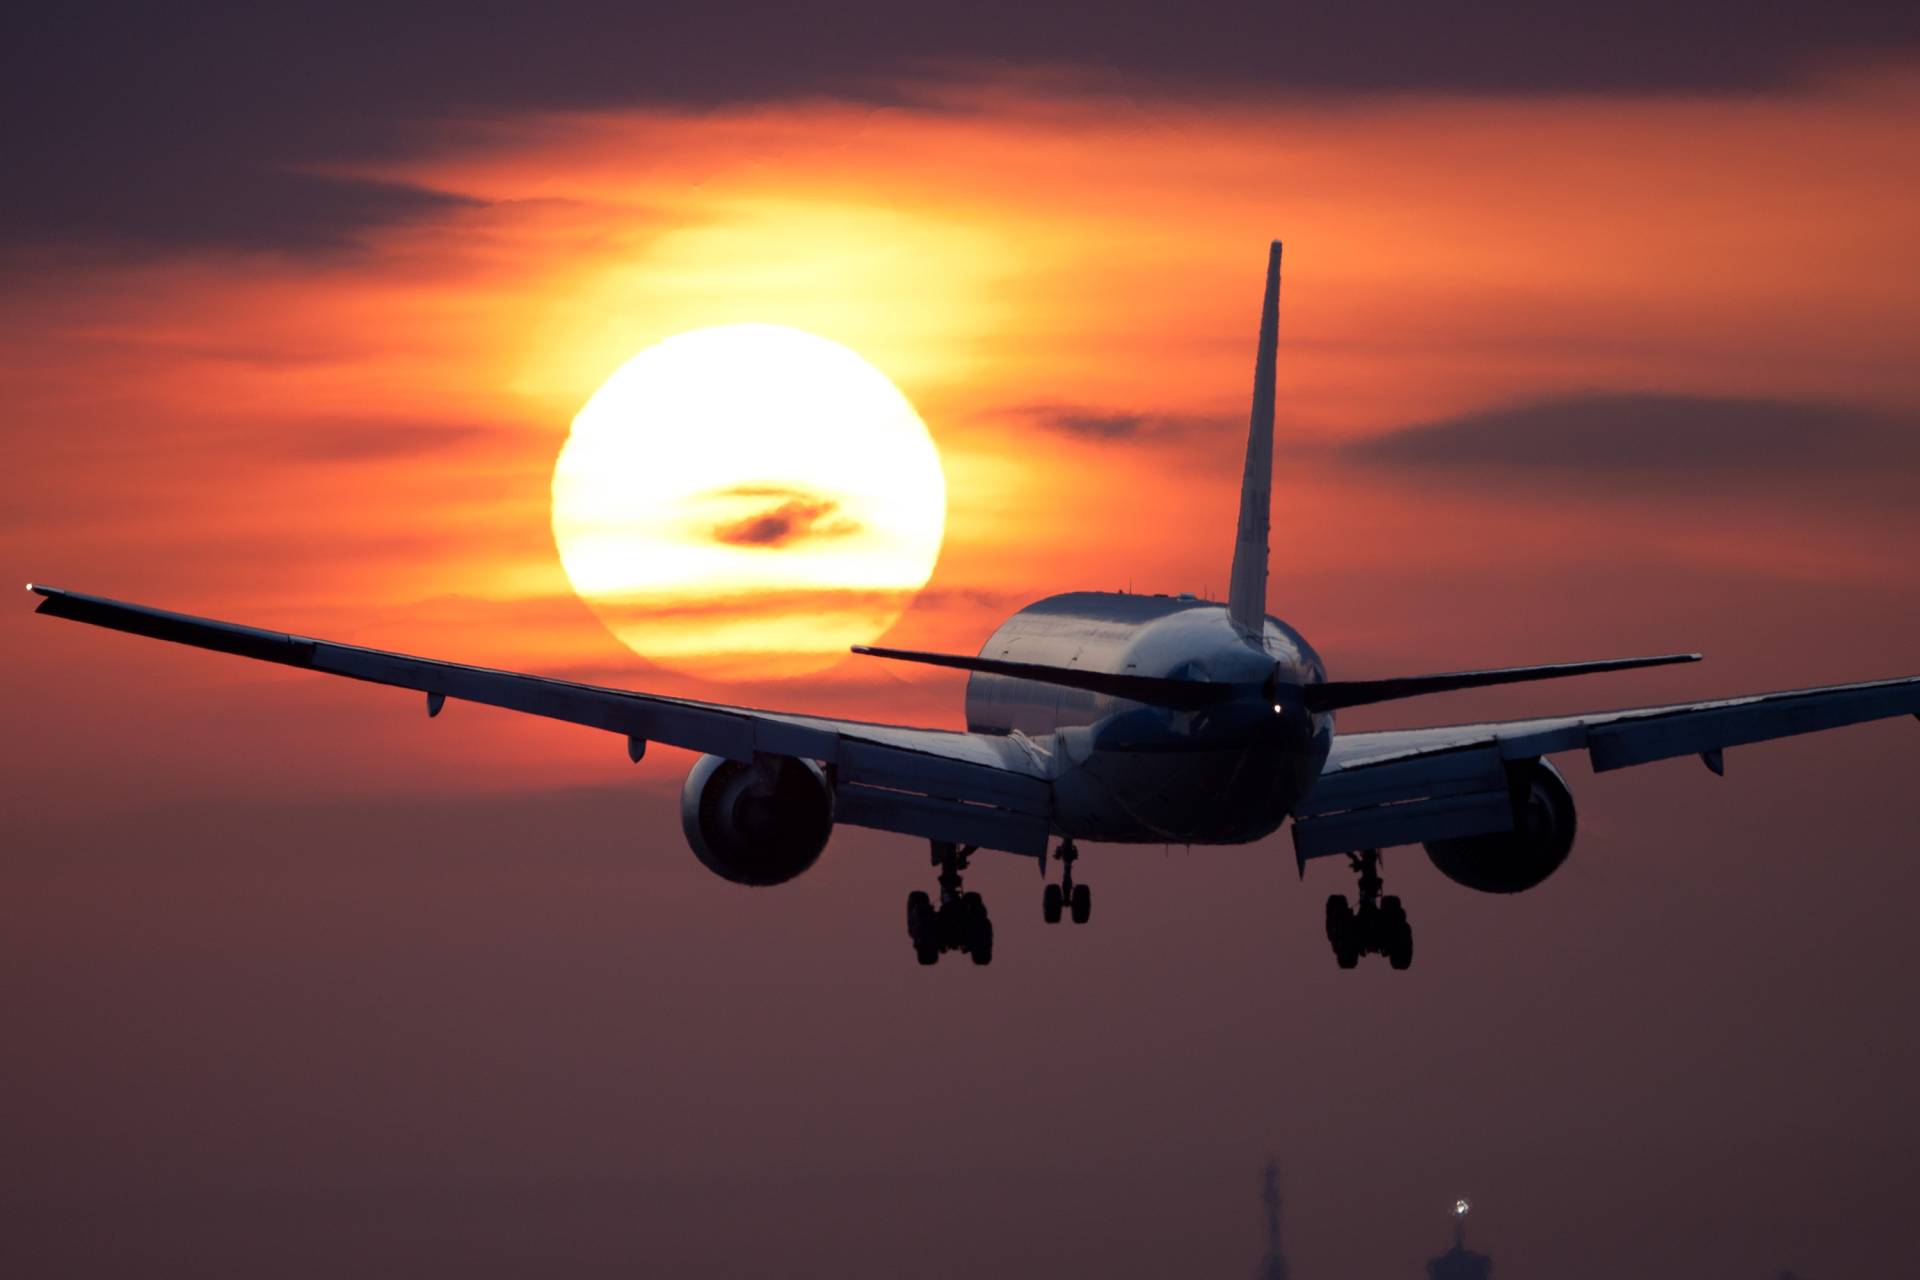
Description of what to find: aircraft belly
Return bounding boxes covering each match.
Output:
[1051,740,1317,845]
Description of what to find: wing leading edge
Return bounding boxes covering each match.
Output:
[1293,674,1920,861]
[27,585,1055,856]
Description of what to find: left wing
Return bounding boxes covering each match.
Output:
[1292,674,1920,862]
[28,586,1055,856]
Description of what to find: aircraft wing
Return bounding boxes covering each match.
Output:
[28,586,1055,857]
[1291,674,1920,862]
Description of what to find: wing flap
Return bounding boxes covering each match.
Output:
[834,783,1051,856]
[1291,744,1516,862]
[838,739,1050,814]
[1292,788,1515,862]
[1295,745,1509,818]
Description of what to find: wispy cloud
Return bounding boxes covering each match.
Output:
[1007,402,1232,443]
[707,487,863,548]
[278,420,513,462]
[13,4,1914,261]
[1345,391,1920,480]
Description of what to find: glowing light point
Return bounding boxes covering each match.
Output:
[1455,1198,1471,1218]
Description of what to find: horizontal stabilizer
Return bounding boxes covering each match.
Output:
[851,645,1248,711]
[1301,653,1702,713]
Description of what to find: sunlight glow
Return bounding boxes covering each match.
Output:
[552,324,947,680]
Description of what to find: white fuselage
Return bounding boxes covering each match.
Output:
[963,592,1332,844]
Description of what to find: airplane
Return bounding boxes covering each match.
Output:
[28,242,1920,968]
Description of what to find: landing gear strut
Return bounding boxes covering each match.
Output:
[1325,849,1413,969]
[907,841,992,966]
[1041,839,1092,925]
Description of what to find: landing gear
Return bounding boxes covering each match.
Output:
[906,841,993,965]
[1324,850,1413,969]
[1042,840,1091,925]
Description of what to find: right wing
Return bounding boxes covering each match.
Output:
[28,586,1056,856]
[1292,674,1920,862]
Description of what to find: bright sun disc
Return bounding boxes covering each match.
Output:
[552,324,947,680]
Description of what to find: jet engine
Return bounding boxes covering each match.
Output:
[1423,758,1576,894]
[679,753,834,886]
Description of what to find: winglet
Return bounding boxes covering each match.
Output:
[1228,241,1281,636]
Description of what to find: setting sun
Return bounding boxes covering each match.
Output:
[550,323,948,679]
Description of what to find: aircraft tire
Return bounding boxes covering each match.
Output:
[1326,895,1360,968]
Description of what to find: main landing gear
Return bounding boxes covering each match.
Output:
[907,841,993,966]
[1041,839,1091,926]
[1325,849,1413,970]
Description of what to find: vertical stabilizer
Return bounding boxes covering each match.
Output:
[1228,241,1281,635]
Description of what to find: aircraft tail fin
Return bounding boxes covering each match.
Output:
[1227,241,1281,635]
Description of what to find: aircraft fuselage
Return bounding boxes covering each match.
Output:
[963,592,1332,844]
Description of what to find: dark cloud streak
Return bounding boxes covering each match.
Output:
[1013,402,1232,442]
[1346,391,1920,482]
[710,495,861,548]
[6,2,1918,255]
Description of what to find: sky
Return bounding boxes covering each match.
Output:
[5,3,1920,1275]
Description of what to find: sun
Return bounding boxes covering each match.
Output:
[551,324,947,681]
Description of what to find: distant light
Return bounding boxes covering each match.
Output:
[1455,1199,1471,1218]
[1272,703,1284,714]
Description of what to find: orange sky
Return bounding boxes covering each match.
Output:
[7,64,1920,798]
[12,20,1920,1278]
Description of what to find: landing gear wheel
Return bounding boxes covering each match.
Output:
[1386,926,1413,970]
[1325,895,1360,969]
[969,917,994,966]
[1047,840,1091,930]
[1380,895,1413,970]
[906,890,938,965]
[908,842,988,967]
[1325,852,1413,969]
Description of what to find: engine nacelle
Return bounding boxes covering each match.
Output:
[1424,758,1577,894]
[679,753,834,887]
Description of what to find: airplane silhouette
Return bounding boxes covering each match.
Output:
[30,243,1920,967]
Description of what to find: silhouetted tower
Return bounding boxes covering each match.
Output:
[1256,1159,1291,1280]
[1425,1198,1492,1280]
